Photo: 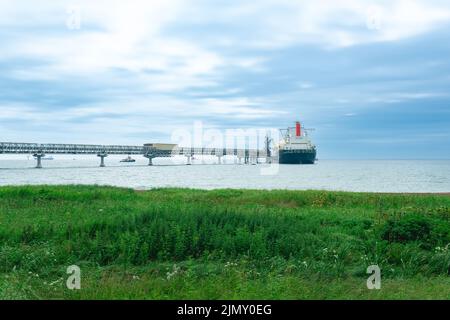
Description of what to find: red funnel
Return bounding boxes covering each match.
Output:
[295,121,301,137]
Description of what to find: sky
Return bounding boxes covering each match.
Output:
[0,0,450,159]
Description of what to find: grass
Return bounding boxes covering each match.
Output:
[0,185,449,299]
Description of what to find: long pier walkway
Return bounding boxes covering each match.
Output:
[0,142,270,168]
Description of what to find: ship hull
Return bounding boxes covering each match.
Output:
[278,149,316,164]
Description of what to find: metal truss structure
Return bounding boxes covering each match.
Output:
[0,142,269,168]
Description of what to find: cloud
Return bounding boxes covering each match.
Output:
[0,0,450,158]
[174,0,450,48]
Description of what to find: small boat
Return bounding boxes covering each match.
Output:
[120,155,136,163]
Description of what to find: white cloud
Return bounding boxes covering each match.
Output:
[1,0,450,145]
[298,82,314,90]
[198,98,287,119]
[0,94,284,142]
[368,91,448,104]
[2,0,449,86]
[178,0,450,48]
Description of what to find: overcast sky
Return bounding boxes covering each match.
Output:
[1,0,450,159]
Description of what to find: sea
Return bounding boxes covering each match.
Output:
[0,155,449,193]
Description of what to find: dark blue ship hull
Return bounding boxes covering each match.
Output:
[279,149,316,164]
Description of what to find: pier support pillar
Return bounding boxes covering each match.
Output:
[33,152,45,168]
[97,153,108,167]
[144,154,154,166]
[186,155,192,165]
[217,156,222,164]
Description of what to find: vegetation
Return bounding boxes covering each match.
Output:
[0,185,449,299]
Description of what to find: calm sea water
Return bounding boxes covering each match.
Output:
[0,156,449,192]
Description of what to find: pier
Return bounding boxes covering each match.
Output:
[0,142,270,168]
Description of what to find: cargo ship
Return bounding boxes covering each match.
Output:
[276,121,316,164]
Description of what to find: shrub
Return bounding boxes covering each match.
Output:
[381,214,433,245]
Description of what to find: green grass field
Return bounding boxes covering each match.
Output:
[0,185,449,299]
